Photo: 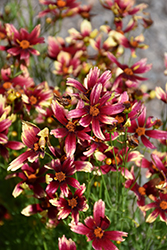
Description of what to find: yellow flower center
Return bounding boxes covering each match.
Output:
[105,158,112,165]
[138,186,146,196]
[30,95,38,105]
[136,127,145,136]
[66,121,76,132]
[160,200,167,210]
[57,0,66,7]
[3,82,12,89]
[19,40,30,49]
[94,227,104,238]
[55,172,66,182]
[33,143,40,151]
[124,68,134,76]
[89,105,100,117]
[68,197,77,209]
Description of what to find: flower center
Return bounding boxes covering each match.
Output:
[19,40,30,49]
[27,173,37,183]
[138,186,146,196]
[94,227,104,239]
[89,105,100,117]
[30,95,38,105]
[115,115,124,124]
[3,82,12,89]
[0,31,6,39]
[112,155,121,165]
[68,197,77,209]
[136,127,145,136]
[130,40,138,48]
[105,158,112,165]
[160,200,167,210]
[55,172,66,182]
[57,0,66,8]
[33,142,40,151]
[124,68,134,76]
[66,121,76,132]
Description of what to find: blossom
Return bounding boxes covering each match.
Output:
[107,52,152,89]
[6,160,47,198]
[67,68,124,140]
[5,24,44,64]
[70,199,128,250]
[128,105,167,149]
[50,184,88,223]
[50,100,92,157]
[58,235,76,250]
[155,83,167,103]
[21,81,53,115]
[143,192,167,223]
[45,158,81,197]
[7,121,49,171]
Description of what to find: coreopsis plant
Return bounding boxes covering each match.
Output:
[1,0,167,249]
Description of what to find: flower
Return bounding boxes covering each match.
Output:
[128,105,167,149]
[45,158,81,197]
[50,184,88,224]
[155,83,167,103]
[143,192,167,223]
[5,24,44,64]
[6,160,47,198]
[7,121,49,171]
[50,100,92,157]
[70,199,128,250]
[107,52,152,89]
[58,235,76,250]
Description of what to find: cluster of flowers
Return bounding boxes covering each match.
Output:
[0,0,167,249]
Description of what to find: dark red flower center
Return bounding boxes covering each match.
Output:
[30,95,38,105]
[57,0,66,7]
[90,105,100,117]
[94,227,104,238]
[160,200,167,210]
[55,172,66,182]
[136,127,145,136]
[19,40,30,49]
[3,82,12,89]
[67,197,77,209]
[66,121,76,132]
[124,68,134,76]
[138,186,146,196]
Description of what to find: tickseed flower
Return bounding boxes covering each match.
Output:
[50,184,88,224]
[107,52,152,89]
[50,100,92,157]
[70,199,128,250]
[45,158,81,197]
[21,190,59,224]
[155,83,167,103]
[143,192,167,223]
[7,121,49,171]
[6,160,47,199]
[128,105,167,149]
[21,81,53,115]
[0,95,24,160]
[67,68,125,140]
[58,235,76,250]
[5,24,44,64]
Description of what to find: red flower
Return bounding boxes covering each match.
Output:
[50,100,92,157]
[143,193,167,223]
[45,158,81,197]
[50,184,88,224]
[108,52,152,89]
[58,235,76,250]
[70,199,128,250]
[6,24,44,63]
[128,105,167,149]
[7,121,49,171]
